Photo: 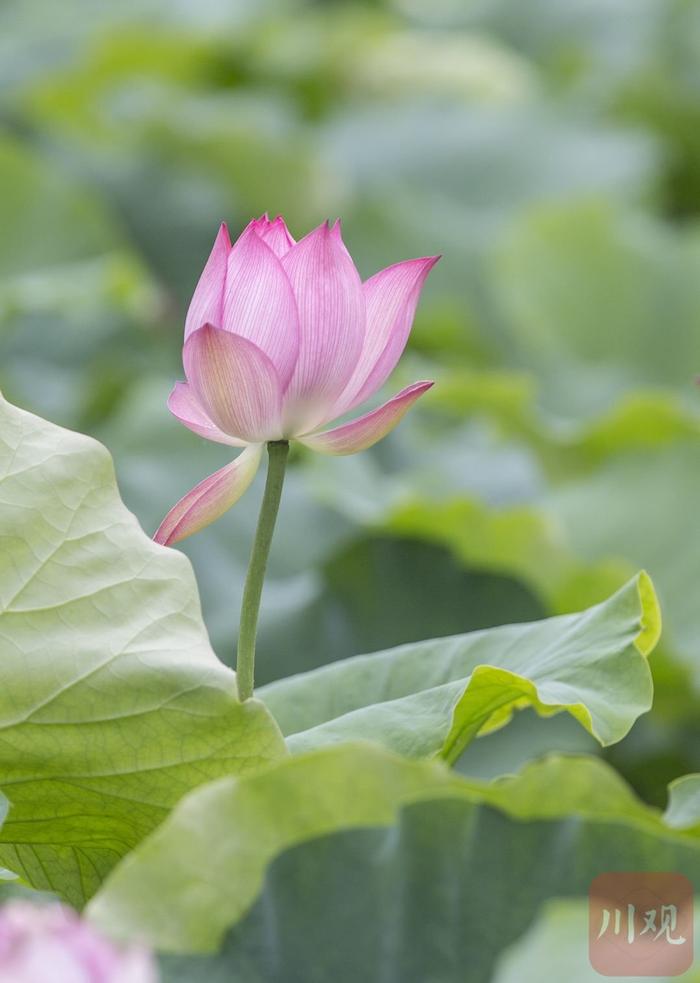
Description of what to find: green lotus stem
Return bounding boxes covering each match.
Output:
[236,440,289,701]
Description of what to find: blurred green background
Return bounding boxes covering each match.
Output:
[1,0,699,809]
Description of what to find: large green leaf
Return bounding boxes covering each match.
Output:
[258,572,659,761]
[89,746,700,970]
[89,744,468,952]
[0,396,286,907]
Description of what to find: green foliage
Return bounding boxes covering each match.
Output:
[1,0,699,977]
[256,535,545,681]
[259,573,658,760]
[0,396,285,906]
[549,444,700,672]
[89,748,700,977]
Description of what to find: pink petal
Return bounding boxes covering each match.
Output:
[298,381,433,455]
[167,382,247,447]
[252,214,296,257]
[184,324,283,442]
[282,221,365,432]
[223,227,300,387]
[333,255,440,417]
[184,223,231,340]
[154,445,263,546]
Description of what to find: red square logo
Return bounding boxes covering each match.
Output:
[589,872,694,976]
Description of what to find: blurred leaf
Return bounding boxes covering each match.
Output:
[256,535,544,683]
[665,774,700,833]
[0,252,160,324]
[92,750,700,973]
[429,369,700,475]
[556,391,700,468]
[0,137,121,275]
[348,29,536,105]
[492,201,700,410]
[548,443,700,673]
[615,0,700,218]
[461,0,663,90]
[0,396,285,907]
[325,107,657,224]
[259,573,658,760]
[0,136,161,429]
[18,28,324,291]
[323,104,659,307]
[493,898,700,983]
[383,494,628,612]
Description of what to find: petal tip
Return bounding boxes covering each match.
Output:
[330,218,349,245]
[217,222,232,246]
[251,213,296,257]
[166,380,184,413]
[299,380,433,456]
[414,379,434,392]
[407,254,441,276]
[153,446,263,547]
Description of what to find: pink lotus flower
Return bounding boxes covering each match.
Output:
[0,901,157,982]
[155,215,438,546]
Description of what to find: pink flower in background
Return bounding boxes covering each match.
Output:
[155,214,439,546]
[0,902,157,982]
